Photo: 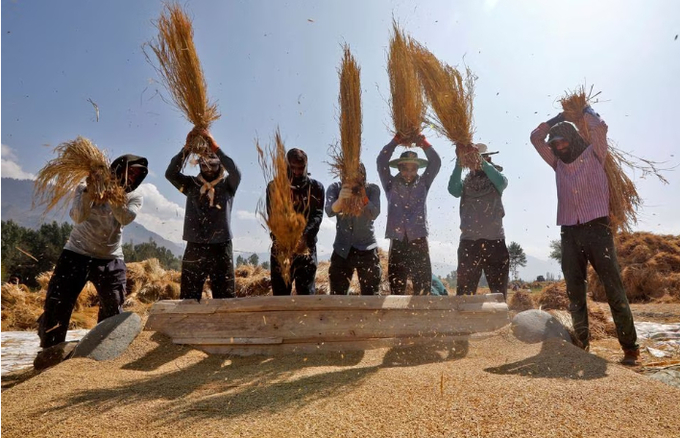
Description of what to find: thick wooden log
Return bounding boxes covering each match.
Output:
[145,294,508,356]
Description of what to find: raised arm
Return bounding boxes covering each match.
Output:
[325,182,341,218]
[111,192,143,226]
[363,184,381,220]
[69,184,93,224]
[215,148,242,195]
[448,161,463,198]
[584,106,609,162]
[376,137,399,193]
[165,150,192,194]
[481,159,508,195]
[530,113,565,169]
[419,138,441,189]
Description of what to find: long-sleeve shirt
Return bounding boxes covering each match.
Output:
[165,148,241,244]
[448,159,507,241]
[64,184,143,259]
[325,181,381,259]
[530,112,609,226]
[377,139,441,241]
[266,176,325,249]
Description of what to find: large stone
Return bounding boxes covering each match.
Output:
[511,309,572,344]
[33,341,78,371]
[72,312,142,361]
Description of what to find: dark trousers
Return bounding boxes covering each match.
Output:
[388,237,431,295]
[456,239,510,299]
[561,217,638,351]
[181,241,235,300]
[329,247,381,295]
[38,249,125,349]
[271,246,317,295]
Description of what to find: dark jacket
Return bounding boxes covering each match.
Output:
[165,148,241,244]
[267,175,324,249]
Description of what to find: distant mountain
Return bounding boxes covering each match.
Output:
[1,178,185,256]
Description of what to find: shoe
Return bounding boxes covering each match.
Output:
[620,348,640,366]
[33,341,77,371]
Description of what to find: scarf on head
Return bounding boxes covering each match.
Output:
[197,174,224,208]
[548,122,589,164]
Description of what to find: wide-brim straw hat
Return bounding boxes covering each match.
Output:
[389,150,428,168]
[473,143,499,156]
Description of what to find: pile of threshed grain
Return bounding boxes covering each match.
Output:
[3,328,680,438]
[387,20,424,145]
[145,2,219,163]
[328,44,365,216]
[33,137,126,214]
[588,231,680,303]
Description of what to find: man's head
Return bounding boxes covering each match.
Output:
[111,155,148,192]
[286,148,308,185]
[198,153,223,181]
[547,122,589,164]
[389,151,428,184]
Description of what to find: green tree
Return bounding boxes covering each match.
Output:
[444,269,457,289]
[508,241,528,281]
[122,239,181,270]
[549,239,562,264]
[261,261,270,270]
[236,255,247,266]
[247,253,259,266]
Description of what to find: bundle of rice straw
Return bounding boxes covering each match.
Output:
[411,41,480,169]
[388,21,424,145]
[328,45,365,216]
[560,85,644,233]
[256,130,307,286]
[33,137,126,214]
[145,3,219,164]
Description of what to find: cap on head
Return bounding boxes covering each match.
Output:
[388,150,428,169]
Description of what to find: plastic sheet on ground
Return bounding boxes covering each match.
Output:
[1,330,88,376]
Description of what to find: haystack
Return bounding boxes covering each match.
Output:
[388,21,424,145]
[255,130,307,286]
[537,281,571,310]
[145,3,219,164]
[234,264,272,297]
[411,41,480,169]
[1,284,44,331]
[508,290,535,312]
[589,232,680,302]
[33,137,126,214]
[329,45,365,216]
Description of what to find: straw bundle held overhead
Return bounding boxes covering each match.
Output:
[145,3,219,163]
[33,137,126,214]
[411,42,479,169]
[388,21,425,145]
[560,85,646,233]
[256,130,307,286]
[329,45,365,216]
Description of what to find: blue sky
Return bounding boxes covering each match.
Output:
[2,0,679,277]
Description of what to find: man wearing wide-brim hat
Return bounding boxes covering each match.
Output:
[448,142,509,300]
[377,133,441,295]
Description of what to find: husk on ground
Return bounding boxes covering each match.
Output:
[388,21,424,145]
[145,2,219,164]
[256,130,308,286]
[33,137,126,215]
[411,41,480,169]
[559,85,671,233]
[329,45,365,216]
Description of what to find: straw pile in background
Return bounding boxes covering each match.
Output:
[388,21,424,145]
[145,3,219,163]
[329,45,365,216]
[234,264,272,297]
[33,137,126,214]
[256,130,308,286]
[508,290,535,312]
[411,42,480,169]
[588,232,680,302]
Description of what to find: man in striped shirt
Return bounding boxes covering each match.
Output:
[530,107,639,366]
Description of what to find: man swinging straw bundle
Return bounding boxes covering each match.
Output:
[145,2,219,165]
[256,130,308,287]
[329,45,365,216]
[388,21,425,146]
[411,42,480,170]
[34,137,126,214]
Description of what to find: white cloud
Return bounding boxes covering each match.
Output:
[1,144,35,180]
[236,210,259,221]
[134,183,186,243]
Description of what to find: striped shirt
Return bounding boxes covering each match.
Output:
[530,113,610,226]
